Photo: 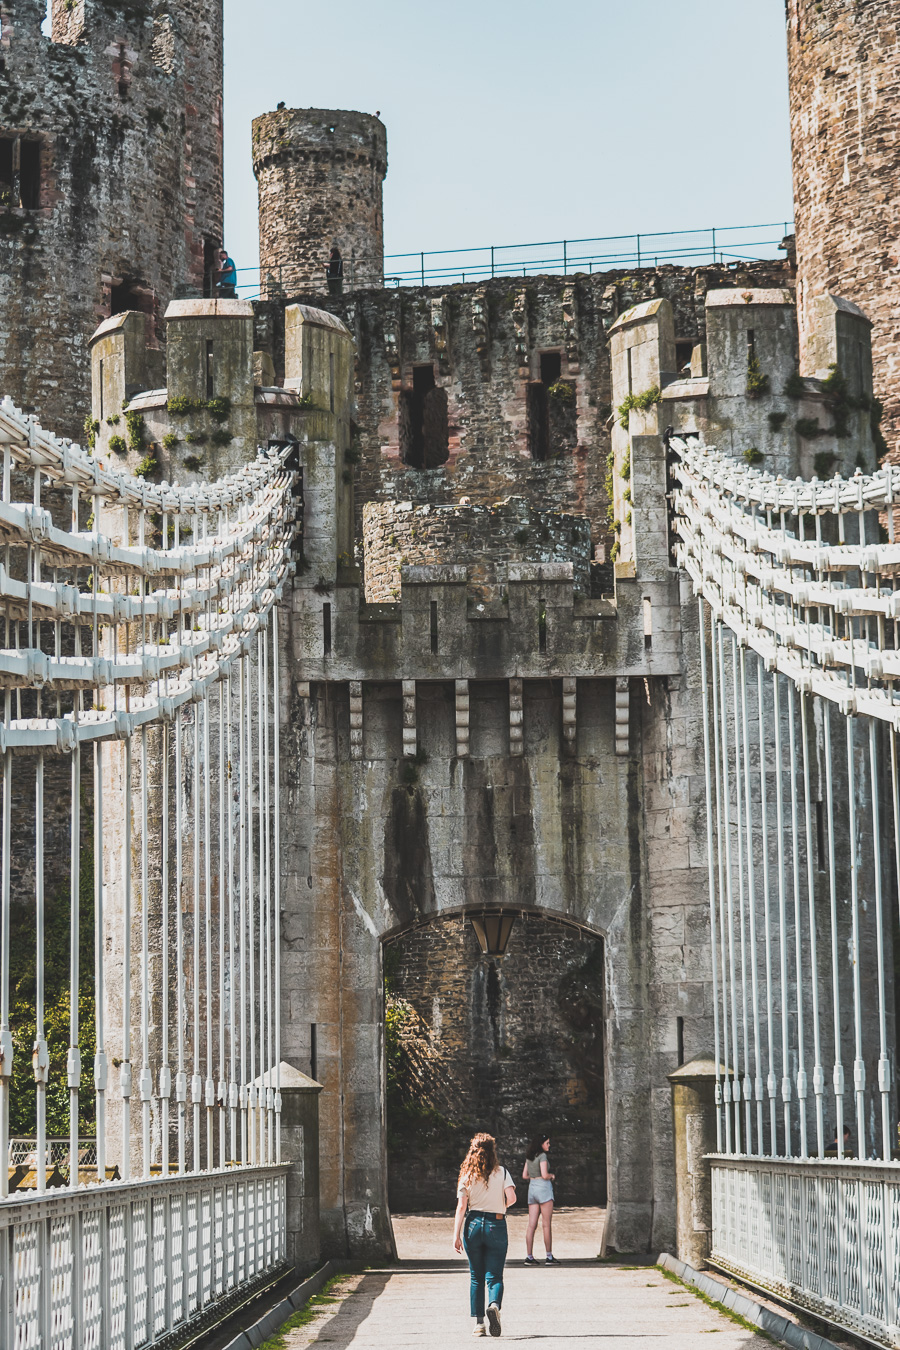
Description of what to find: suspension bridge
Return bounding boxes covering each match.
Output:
[0,394,899,1347]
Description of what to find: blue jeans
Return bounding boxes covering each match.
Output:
[463,1212,508,1318]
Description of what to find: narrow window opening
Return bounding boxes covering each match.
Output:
[19,140,41,209]
[540,351,561,386]
[626,346,633,394]
[329,351,335,413]
[0,140,12,207]
[110,278,155,319]
[399,364,448,469]
[538,601,547,653]
[528,351,564,460]
[643,596,653,651]
[816,799,826,872]
[747,328,756,362]
[675,340,693,375]
[206,340,215,399]
[676,1016,685,1067]
[310,1024,318,1082]
[430,600,438,654]
[322,602,332,656]
[99,360,104,422]
[202,237,218,299]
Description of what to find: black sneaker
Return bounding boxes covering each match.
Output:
[545,1254,560,1265]
[523,1255,537,1266]
[487,1303,502,1337]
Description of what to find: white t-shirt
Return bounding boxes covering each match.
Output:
[458,1166,515,1214]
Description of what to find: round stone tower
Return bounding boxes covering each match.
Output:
[786,0,900,456]
[252,107,387,296]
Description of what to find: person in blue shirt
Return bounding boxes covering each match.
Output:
[216,248,237,298]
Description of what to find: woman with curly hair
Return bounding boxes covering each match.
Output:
[453,1132,517,1337]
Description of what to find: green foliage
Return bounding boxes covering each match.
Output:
[83,416,100,451]
[605,450,615,528]
[743,447,764,466]
[166,397,193,416]
[617,385,662,429]
[767,411,787,432]
[256,1277,348,1350]
[206,396,231,423]
[162,432,179,451]
[210,428,232,447]
[814,451,837,478]
[183,455,203,473]
[746,352,770,397]
[795,417,823,440]
[105,414,120,427]
[620,447,631,481]
[108,435,127,455]
[784,369,806,399]
[609,539,620,562]
[185,432,208,446]
[547,380,575,403]
[124,409,145,452]
[297,392,317,409]
[871,397,888,462]
[166,395,231,420]
[134,453,157,479]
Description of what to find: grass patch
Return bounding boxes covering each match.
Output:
[257,1274,349,1350]
[655,1266,778,1344]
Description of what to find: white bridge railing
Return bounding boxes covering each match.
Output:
[0,398,298,1346]
[671,436,900,1345]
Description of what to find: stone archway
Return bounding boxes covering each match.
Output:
[383,910,606,1213]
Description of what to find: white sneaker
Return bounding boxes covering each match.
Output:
[473,1322,486,1336]
[487,1304,501,1337]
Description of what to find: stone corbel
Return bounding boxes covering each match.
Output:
[402,679,417,757]
[562,677,577,753]
[509,677,523,756]
[615,676,630,756]
[349,681,363,760]
[455,679,469,758]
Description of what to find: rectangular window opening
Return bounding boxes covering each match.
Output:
[99,359,104,422]
[816,799,826,872]
[539,351,561,387]
[675,341,693,374]
[329,351,335,413]
[643,596,653,651]
[310,1023,318,1082]
[19,139,41,210]
[206,340,215,399]
[430,600,438,655]
[0,139,12,207]
[538,601,547,654]
[399,364,448,469]
[676,1016,685,1067]
[747,328,756,362]
[626,347,633,395]
[323,602,332,656]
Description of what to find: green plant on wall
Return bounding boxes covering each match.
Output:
[746,352,770,397]
[162,432,179,451]
[795,417,823,440]
[743,447,765,466]
[547,380,575,403]
[617,386,662,429]
[124,409,145,453]
[108,434,127,455]
[83,416,100,451]
[784,369,806,399]
[767,411,787,432]
[814,450,837,478]
[135,452,157,478]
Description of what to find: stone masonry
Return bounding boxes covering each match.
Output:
[0,0,224,441]
[787,0,900,458]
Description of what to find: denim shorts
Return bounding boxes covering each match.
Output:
[527,1178,554,1205]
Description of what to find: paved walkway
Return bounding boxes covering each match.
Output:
[272,1210,776,1348]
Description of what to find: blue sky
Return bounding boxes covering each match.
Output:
[223,0,793,274]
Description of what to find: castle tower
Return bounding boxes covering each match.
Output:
[786,0,900,456]
[0,0,224,439]
[252,108,387,296]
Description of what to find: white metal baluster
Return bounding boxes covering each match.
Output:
[247,647,257,1167]
[68,744,81,1187]
[710,616,733,1153]
[730,634,753,1152]
[739,642,763,1152]
[193,703,202,1172]
[0,748,11,1198]
[799,691,825,1158]
[823,706,845,1159]
[273,606,282,1163]
[239,657,248,1166]
[772,674,793,1154]
[140,725,151,1179]
[867,719,892,1160]
[161,722,171,1178]
[35,750,47,1191]
[227,672,237,1163]
[756,658,778,1155]
[846,716,866,1158]
[786,685,808,1158]
[204,693,214,1168]
[121,736,133,1183]
[261,626,273,1162]
[218,681,227,1169]
[717,623,741,1152]
[95,740,108,1181]
[176,712,187,1174]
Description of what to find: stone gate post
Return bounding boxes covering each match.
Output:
[668,1057,721,1269]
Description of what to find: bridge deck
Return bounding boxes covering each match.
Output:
[271,1211,777,1347]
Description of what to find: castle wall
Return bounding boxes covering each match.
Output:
[787,0,900,458]
[0,0,223,440]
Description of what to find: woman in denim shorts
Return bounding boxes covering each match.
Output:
[522,1133,558,1264]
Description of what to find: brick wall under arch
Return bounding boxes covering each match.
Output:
[384,910,606,1213]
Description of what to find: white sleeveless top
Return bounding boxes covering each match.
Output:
[458,1166,515,1213]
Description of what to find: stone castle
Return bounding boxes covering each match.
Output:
[0,0,896,1261]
